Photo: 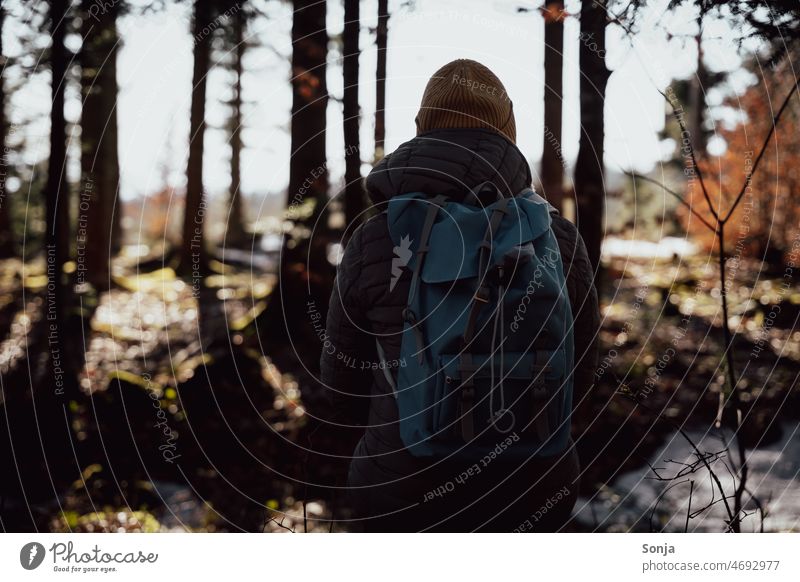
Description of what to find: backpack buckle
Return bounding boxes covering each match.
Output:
[474,287,490,304]
[402,308,417,324]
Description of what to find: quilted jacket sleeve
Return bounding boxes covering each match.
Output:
[319,226,373,427]
[551,215,601,422]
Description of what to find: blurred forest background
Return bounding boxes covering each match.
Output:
[0,0,798,532]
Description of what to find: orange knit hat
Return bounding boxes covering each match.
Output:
[415,59,516,143]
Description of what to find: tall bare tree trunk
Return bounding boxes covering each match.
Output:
[106,40,122,255]
[226,4,247,249]
[343,0,364,227]
[373,0,388,163]
[266,0,331,350]
[574,0,609,277]
[81,0,121,288]
[0,6,13,259]
[541,1,565,213]
[688,31,707,154]
[45,0,78,402]
[46,0,71,313]
[288,0,328,214]
[179,0,212,275]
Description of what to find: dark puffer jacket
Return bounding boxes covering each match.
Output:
[320,128,600,531]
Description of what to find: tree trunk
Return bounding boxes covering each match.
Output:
[288,0,328,215]
[265,0,331,350]
[106,42,122,255]
[46,0,75,396]
[689,32,707,154]
[226,4,247,249]
[541,1,565,213]
[179,0,212,275]
[374,0,388,163]
[46,0,71,307]
[0,5,13,258]
[574,0,609,277]
[81,0,121,288]
[343,0,364,228]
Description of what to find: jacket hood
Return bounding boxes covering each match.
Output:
[366,128,532,206]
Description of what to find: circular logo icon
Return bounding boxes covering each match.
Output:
[20,542,46,570]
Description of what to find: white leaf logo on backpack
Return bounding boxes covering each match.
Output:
[390,235,413,292]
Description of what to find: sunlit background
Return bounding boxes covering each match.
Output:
[4,0,760,209]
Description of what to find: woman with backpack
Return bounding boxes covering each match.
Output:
[320,59,600,532]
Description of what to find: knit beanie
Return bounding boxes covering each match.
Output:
[415,59,516,143]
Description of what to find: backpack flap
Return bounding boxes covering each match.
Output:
[387,191,552,284]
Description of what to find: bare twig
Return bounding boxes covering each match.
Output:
[649,478,690,532]
[722,81,799,223]
[658,86,720,223]
[263,513,295,533]
[626,171,717,232]
[688,494,739,528]
[617,385,735,525]
[648,451,726,481]
[745,486,768,533]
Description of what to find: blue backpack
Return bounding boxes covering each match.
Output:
[377,183,574,459]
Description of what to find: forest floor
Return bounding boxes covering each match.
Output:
[570,253,800,531]
[0,248,798,532]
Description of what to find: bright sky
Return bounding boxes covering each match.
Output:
[5,0,757,207]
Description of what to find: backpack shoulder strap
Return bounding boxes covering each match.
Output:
[404,194,448,364]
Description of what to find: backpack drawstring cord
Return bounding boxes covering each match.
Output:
[489,276,507,427]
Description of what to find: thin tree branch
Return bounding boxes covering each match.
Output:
[649,478,690,532]
[617,384,735,524]
[263,513,295,533]
[626,171,717,232]
[657,86,721,223]
[721,80,799,224]
[745,485,767,533]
